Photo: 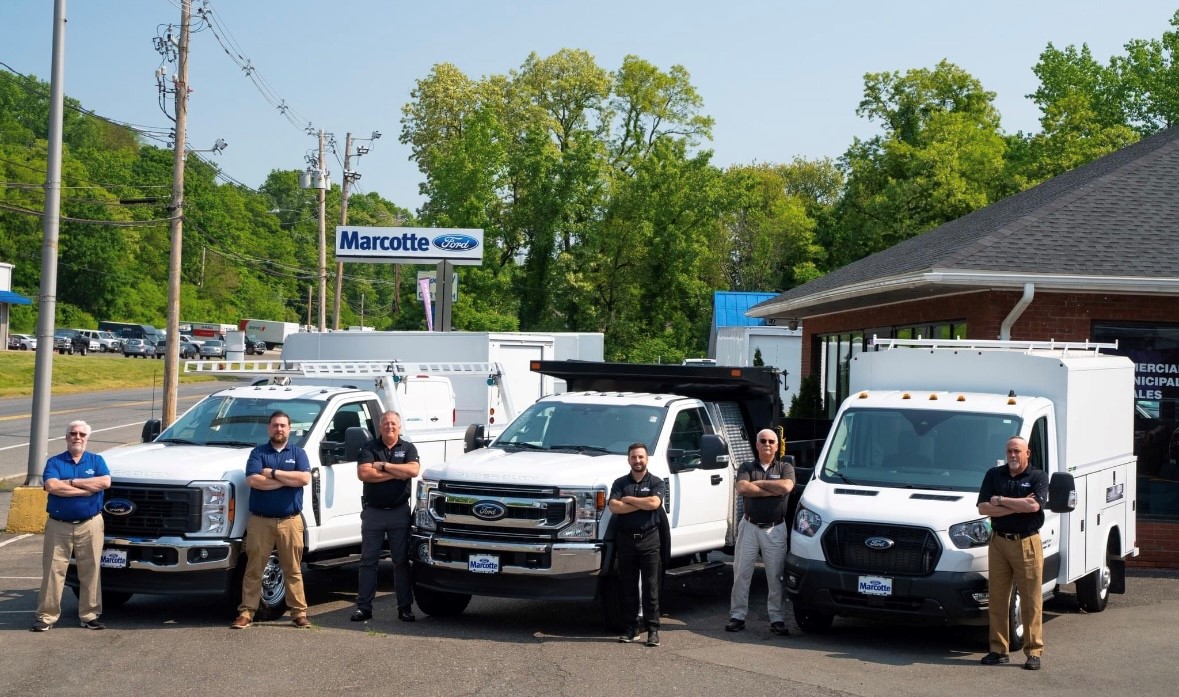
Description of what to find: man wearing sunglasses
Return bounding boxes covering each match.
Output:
[725,428,795,636]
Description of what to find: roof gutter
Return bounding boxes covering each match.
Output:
[999,283,1034,340]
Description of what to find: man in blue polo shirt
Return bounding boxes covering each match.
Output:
[231,411,312,629]
[31,420,111,632]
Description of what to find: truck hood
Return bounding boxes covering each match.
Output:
[102,443,249,484]
[805,482,979,531]
[422,447,625,489]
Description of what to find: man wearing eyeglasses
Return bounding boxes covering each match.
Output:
[31,421,111,632]
[725,428,795,636]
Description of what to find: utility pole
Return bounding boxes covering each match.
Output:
[161,0,191,427]
[317,129,327,332]
[26,0,68,486]
[333,132,354,330]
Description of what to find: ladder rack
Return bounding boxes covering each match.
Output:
[183,359,504,378]
[869,336,1118,355]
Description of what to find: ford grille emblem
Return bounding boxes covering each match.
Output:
[431,234,480,252]
[864,536,894,550]
[103,498,137,517]
[471,501,507,521]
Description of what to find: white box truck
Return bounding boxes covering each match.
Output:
[238,319,303,350]
[714,326,802,407]
[785,338,1138,648]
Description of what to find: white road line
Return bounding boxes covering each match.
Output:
[0,534,33,549]
[0,421,147,452]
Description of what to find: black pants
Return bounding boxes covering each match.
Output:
[357,505,413,612]
[617,530,661,630]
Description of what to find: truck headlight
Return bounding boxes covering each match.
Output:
[189,480,234,537]
[416,480,438,532]
[949,518,992,549]
[558,488,605,540]
[794,505,822,537]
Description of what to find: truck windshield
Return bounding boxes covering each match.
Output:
[156,396,323,449]
[494,401,666,455]
[818,408,1021,492]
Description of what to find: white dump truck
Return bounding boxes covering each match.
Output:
[785,339,1138,647]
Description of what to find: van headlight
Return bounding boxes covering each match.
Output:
[794,505,822,537]
[188,481,233,537]
[949,518,992,549]
[416,480,438,532]
[558,488,606,540]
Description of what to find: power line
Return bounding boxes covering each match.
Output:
[0,200,175,226]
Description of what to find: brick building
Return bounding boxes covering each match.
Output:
[749,127,1179,567]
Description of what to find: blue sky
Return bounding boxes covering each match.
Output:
[3,1,1177,211]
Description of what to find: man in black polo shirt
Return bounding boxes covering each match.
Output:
[351,410,420,623]
[977,435,1050,671]
[608,443,666,647]
[726,428,795,636]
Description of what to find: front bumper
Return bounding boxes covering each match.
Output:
[783,552,990,626]
[67,536,242,596]
[410,533,603,601]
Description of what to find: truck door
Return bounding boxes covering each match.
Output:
[663,405,729,555]
[311,400,379,549]
[1027,414,1062,592]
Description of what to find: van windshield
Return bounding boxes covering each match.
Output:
[819,408,1021,492]
[156,395,323,449]
[495,401,665,455]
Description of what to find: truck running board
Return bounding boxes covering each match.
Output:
[664,559,726,578]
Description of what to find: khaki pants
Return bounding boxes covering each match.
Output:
[987,533,1044,657]
[238,514,308,618]
[729,518,789,623]
[37,515,104,624]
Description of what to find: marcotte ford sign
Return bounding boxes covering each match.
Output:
[335,226,484,265]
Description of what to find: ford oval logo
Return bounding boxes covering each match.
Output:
[103,498,137,517]
[471,501,507,521]
[431,234,480,252]
[864,536,894,550]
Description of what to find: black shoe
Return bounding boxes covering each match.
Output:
[80,619,105,630]
[770,621,789,636]
[1023,656,1041,671]
[980,652,1010,665]
[397,607,416,623]
[618,626,639,643]
[29,620,52,632]
[724,617,745,632]
[350,609,372,622]
[645,629,660,647]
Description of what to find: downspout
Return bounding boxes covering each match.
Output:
[999,283,1035,340]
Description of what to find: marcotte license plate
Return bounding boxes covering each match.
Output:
[100,549,128,569]
[858,575,892,596]
[468,553,500,574]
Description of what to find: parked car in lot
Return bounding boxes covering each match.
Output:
[54,329,90,355]
[199,339,226,358]
[77,329,121,352]
[7,333,36,350]
[155,337,200,359]
[245,334,266,355]
[122,338,156,358]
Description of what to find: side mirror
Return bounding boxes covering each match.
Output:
[464,423,489,453]
[343,426,368,462]
[1047,472,1077,513]
[141,419,162,443]
[699,434,729,470]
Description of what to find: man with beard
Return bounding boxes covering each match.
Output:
[608,443,666,647]
[31,420,111,632]
[231,411,312,629]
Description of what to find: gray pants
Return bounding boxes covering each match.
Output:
[728,517,788,623]
[357,505,413,612]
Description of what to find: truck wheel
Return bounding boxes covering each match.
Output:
[1076,537,1114,613]
[413,584,471,618]
[1007,590,1025,651]
[792,602,834,633]
[598,570,628,632]
[255,551,289,620]
[70,586,132,610]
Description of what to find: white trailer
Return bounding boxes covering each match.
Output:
[281,331,604,429]
[714,325,802,407]
[238,319,303,350]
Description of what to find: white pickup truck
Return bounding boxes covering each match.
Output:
[66,360,506,618]
[409,360,788,629]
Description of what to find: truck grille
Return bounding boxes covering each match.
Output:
[821,522,940,575]
[431,481,572,541]
[103,484,202,536]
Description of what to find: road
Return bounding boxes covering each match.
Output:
[0,379,243,481]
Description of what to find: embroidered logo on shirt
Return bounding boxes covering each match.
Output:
[284,458,296,464]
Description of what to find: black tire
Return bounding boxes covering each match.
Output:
[225,551,289,620]
[1007,589,1026,652]
[793,601,835,633]
[67,346,73,355]
[70,586,132,610]
[1076,537,1114,613]
[598,567,628,631]
[413,584,471,618]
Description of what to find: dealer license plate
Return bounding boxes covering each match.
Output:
[468,553,500,574]
[858,575,892,596]
[100,549,128,569]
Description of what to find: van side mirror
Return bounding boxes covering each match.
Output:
[464,423,489,453]
[1047,472,1077,513]
[343,426,368,462]
[141,419,162,443]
